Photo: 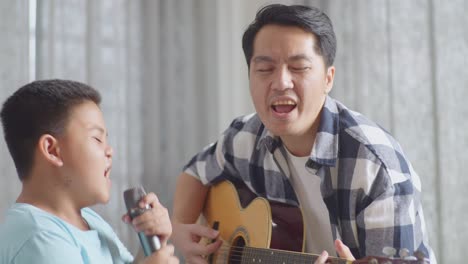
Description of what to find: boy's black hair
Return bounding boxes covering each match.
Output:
[0,79,101,180]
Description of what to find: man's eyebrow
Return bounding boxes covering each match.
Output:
[288,54,313,63]
[252,55,313,64]
[252,56,276,63]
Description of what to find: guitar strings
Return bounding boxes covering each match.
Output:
[214,246,323,263]
[214,244,319,258]
[212,244,346,263]
[213,245,272,263]
[209,238,346,262]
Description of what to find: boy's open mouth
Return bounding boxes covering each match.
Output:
[104,166,111,178]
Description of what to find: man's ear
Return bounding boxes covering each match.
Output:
[325,66,335,94]
[38,134,63,166]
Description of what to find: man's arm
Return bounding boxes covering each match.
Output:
[355,170,436,263]
[173,172,209,224]
[171,172,222,264]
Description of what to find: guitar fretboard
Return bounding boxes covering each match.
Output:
[239,246,352,264]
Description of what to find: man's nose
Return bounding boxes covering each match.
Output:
[271,66,293,91]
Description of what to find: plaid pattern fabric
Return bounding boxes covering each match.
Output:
[184,96,435,262]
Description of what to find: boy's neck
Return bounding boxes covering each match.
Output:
[17,176,91,231]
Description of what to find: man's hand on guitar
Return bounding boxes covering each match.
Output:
[314,240,355,264]
[172,223,222,264]
[335,240,355,260]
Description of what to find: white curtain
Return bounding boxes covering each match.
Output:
[0,0,466,262]
[0,0,29,225]
[324,1,467,263]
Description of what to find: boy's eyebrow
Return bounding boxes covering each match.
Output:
[89,125,107,136]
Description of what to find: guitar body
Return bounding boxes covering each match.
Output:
[202,180,430,264]
[203,180,305,263]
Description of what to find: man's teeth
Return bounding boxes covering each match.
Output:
[272,100,296,106]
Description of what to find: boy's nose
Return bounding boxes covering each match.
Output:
[105,146,113,158]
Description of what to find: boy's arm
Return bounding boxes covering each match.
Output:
[171,172,222,264]
[133,246,179,264]
[132,249,145,264]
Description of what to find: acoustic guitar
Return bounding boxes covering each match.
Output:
[202,180,429,264]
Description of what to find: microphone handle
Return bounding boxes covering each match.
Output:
[125,187,162,256]
[129,205,162,256]
[137,231,162,256]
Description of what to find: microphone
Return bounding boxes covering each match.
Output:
[123,187,161,256]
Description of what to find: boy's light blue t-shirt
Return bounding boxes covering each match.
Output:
[0,203,134,264]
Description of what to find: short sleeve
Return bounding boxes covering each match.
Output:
[12,231,84,264]
[183,138,226,185]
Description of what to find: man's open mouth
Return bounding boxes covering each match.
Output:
[271,99,297,114]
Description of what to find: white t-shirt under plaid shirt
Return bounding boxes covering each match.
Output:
[184,96,436,263]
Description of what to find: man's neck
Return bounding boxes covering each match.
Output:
[280,119,319,157]
[17,176,90,231]
[281,133,315,157]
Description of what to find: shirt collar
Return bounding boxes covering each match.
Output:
[258,126,282,153]
[309,96,340,167]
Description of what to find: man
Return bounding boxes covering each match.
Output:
[172,4,435,264]
[0,79,178,264]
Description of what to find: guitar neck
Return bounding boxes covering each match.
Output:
[240,246,352,264]
[239,247,429,264]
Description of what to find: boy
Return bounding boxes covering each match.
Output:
[0,79,178,264]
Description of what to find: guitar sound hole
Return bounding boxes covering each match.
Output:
[228,236,246,264]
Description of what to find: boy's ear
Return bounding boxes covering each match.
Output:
[38,134,63,167]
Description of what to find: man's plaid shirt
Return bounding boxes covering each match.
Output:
[184,96,435,262]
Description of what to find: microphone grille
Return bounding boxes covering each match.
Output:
[123,186,146,210]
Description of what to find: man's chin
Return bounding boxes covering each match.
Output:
[265,123,296,137]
